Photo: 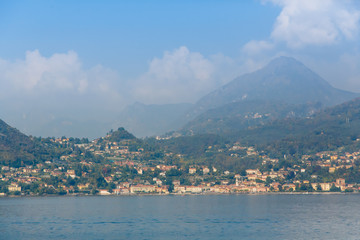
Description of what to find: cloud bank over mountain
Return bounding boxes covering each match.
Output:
[133,46,235,104]
[243,0,360,92]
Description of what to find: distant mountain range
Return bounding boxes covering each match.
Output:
[180,100,322,135]
[1,96,360,165]
[121,56,357,137]
[180,56,358,135]
[150,96,360,165]
[1,56,360,165]
[115,102,193,137]
[193,56,357,112]
[0,56,357,139]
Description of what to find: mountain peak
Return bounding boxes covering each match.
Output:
[192,57,358,114]
[268,56,300,64]
[260,56,312,76]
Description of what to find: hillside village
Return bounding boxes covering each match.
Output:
[1,129,360,196]
[1,56,360,197]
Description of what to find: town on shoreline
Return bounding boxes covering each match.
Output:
[1,131,360,197]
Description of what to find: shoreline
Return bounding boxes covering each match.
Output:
[0,191,355,198]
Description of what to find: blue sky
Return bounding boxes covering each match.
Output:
[0,1,279,74]
[1,0,360,137]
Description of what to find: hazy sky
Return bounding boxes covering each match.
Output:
[1,0,360,137]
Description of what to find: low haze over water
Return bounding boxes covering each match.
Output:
[1,194,359,240]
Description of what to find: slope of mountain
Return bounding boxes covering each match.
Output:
[188,56,358,118]
[230,97,360,156]
[115,102,193,137]
[153,97,360,170]
[181,100,322,135]
[0,119,38,165]
[176,56,359,136]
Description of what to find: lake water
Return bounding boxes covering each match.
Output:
[1,194,360,239]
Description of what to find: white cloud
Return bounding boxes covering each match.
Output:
[133,46,233,104]
[238,0,360,94]
[0,50,126,100]
[266,0,360,48]
[0,48,236,115]
[0,50,86,92]
[0,50,128,127]
[242,40,274,55]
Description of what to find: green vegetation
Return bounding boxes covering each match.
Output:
[2,95,360,196]
[106,128,136,142]
[182,100,322,136]
[222,97,360,159]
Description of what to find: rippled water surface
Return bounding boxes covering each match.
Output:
[1,194,360,239]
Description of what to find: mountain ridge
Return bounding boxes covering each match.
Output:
[188,56,358,118]
[114,102,193,137]
[176,56,359,136]
[229,97,360,157]
[181,100,323,135]
[0,119,38,165]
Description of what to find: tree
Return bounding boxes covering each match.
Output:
[168,183,174,193]
[107,182,116,193]
[286,171,295,180]
[255,179,264,183]
[167,168,182,177]
[96,176,107,188]
[265,176,272,186]
[299,183,313,192]
[330,184,341,192]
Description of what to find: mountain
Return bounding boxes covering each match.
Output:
[181,100,322,135]
[188,56,358,117]
[115,102,193,137]
[0,119,39,166]
[154,97,360,170]
[230,97,360,157]
[179,56,358,135]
